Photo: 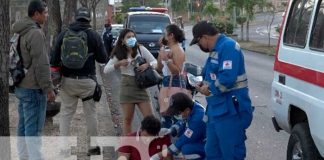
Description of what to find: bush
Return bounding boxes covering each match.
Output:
[212,20,234,35]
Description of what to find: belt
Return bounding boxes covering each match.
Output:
[64,75,94,79]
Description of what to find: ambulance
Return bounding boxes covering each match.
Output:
[271,0,324,159]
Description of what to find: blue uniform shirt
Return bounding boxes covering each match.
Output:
[168,101,206,154]
[202,34,253,118]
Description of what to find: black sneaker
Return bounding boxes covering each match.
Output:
[87,146,101,156]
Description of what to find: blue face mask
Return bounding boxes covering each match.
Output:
[126,37,137,47]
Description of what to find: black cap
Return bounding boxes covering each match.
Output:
[190,21,219,46]
[75,7,91,21]
[163,92,194,116]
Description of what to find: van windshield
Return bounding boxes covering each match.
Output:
[129,15,170,34]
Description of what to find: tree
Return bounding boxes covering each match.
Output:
[80,0,101,30]
[202,1,220,21]
[266,2,275,47]
[171,0,188,17]
[244,0,266,41]
[0,0,11,159]
[48,0,62,44]
[227,0,246,40]
[63,0,77,29]
[236,16,247,41]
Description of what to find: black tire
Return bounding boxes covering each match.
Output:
[287,123,323,160]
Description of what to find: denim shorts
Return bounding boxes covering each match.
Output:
[162,75,187,88]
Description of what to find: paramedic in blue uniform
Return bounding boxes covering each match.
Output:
[190,21,254,160]
[150,92,206,160]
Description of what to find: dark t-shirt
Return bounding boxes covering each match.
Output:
[118,131,171,160]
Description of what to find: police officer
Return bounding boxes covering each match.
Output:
[190,21,254,159]
[151,92,206,160]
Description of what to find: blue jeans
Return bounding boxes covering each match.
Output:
[15,87,47,160]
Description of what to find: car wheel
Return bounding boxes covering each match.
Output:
[287,123,322,160]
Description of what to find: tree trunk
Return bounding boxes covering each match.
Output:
[246,20,250,41]
[63,0,77,29]
[268,12,275,47]
[92,7,97,30]
[48,0,62,47]
[240,24,244,41]
[42,0,50,53]
[0,0,12,158]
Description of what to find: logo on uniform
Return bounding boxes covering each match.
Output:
[223,60,232,70]
[184,128,193,138]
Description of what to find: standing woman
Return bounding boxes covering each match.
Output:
[157,24,186,128]
[104,28,156,135]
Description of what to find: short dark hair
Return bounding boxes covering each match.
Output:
[165,92,194,116]
[141,116,161,136]
[28,0,47,17]
[165,24,185,43]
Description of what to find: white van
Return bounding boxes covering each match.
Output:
[271,0,324,159]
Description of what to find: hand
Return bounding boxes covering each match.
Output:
[47,90,56,102]
[150,153,160,160]
[118,59,129,67]
[196,84,211,96]
[159,50,170,61]
[159,128,171,137]
[137,63,149,72]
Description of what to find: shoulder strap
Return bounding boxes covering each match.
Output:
[137,46,142,57]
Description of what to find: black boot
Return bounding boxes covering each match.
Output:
[87,146,101,156]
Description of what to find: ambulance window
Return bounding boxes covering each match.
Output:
[283,0,315,48]
[309,0,324,52]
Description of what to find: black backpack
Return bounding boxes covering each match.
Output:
[61,29,90,69]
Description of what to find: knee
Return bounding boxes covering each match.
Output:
[123,117,133,125]
[182,145,205,160]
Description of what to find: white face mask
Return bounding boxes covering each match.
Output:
[174,114,184,121]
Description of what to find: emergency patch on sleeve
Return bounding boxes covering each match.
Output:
[235,42,241,51]
[184,128,193,138]
[222,60,232,70]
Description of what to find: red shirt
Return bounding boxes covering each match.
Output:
[118,131,171,160]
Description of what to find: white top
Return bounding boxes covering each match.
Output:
[103,45,157,76]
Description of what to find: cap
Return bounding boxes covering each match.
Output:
[190,21,218,46]
[163,92,194,116]
[75,7,91,21]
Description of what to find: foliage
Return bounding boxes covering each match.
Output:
[236,16,247,25]
[212,19,234,34]
[171,0,188,13]
[113,13,124,24]
[202,1,219,20]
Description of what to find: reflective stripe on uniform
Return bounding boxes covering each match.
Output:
[214,74,248,93]
[168,144,179,154]
[183,154,201,159]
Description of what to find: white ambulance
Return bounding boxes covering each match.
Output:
[271,0,324,159]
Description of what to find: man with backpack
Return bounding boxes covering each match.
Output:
[50,7,108,156]
[12,1,56,159]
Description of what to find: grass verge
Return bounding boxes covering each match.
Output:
[238,40,276,56]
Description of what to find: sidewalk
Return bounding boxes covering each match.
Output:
[8,65,117,160]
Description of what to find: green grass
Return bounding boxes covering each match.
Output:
[238,40,277,56]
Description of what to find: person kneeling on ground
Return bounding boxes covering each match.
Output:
[151,92,207,160]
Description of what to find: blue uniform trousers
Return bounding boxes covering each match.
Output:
[181,142,205,160]
[205,110,252,160]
